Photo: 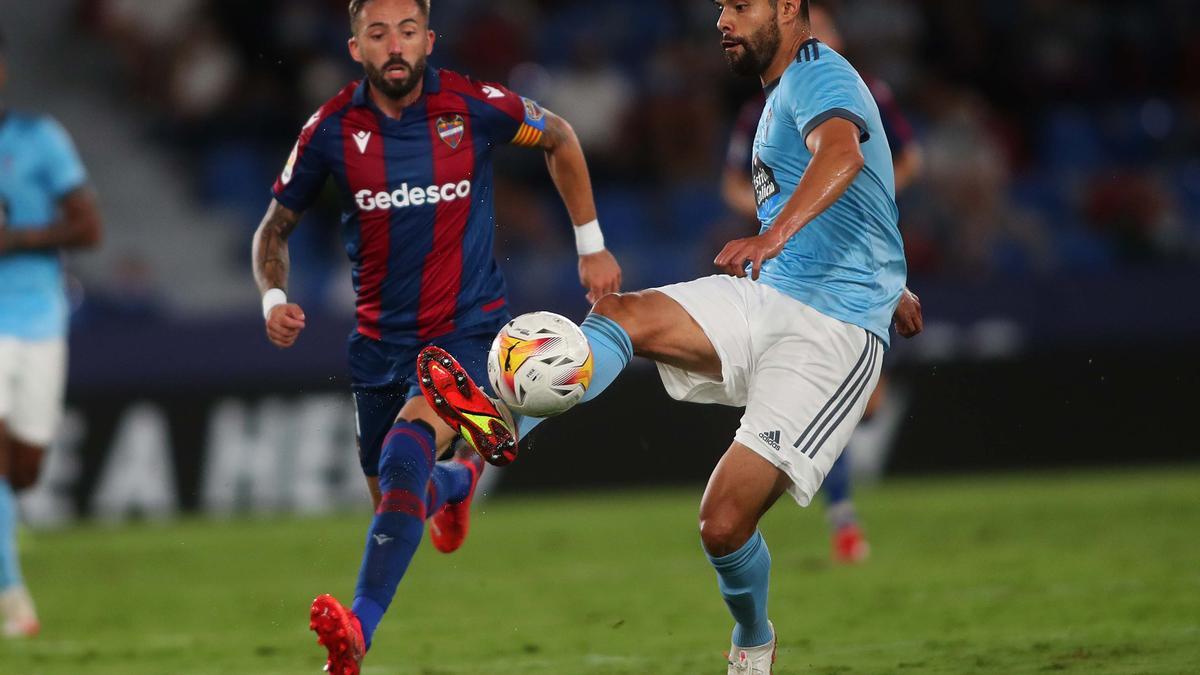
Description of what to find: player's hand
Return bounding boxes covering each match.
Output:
[265,303,307,348]
[713,230,785,280]
[579,249,622,305]
[893,287,923,338]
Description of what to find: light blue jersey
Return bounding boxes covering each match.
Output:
[0,112,87,339]
[752,39,906,347]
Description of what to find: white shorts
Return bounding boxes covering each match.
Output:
[653,276,883,506]
[0,336,67,447]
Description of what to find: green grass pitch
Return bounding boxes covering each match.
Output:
[4,465,1198,673]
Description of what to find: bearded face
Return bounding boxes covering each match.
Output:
[722,14,782,77]
[363,53,426,100]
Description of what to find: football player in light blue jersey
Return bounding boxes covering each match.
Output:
[422,0,921,671]
[0,28,102,637]
[740,17,907,343]
[721,3,925,565]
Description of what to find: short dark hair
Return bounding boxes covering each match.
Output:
[800,0,810,24]
[349,0,430,30]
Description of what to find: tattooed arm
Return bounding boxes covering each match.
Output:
[252,199,306,347]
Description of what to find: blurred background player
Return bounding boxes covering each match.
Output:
[721,2,924,564]
[421,0,922,670]
[0,27,103,637]
[250,0,620,672]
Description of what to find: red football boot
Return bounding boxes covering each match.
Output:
[429,451,485,553]
[417,345,519,466]
[309,594,365,675]
[832,524,871,564]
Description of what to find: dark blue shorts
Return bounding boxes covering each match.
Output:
[349,321,504,477]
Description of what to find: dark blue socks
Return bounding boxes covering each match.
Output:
[426,456,474,514]
[352,421,437,649]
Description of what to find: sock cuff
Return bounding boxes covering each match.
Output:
[383,421,436,462]
[408,418,437,440]
[581,314,633,364]
[706,530,766,571]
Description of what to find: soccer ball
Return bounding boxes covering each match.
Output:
[487,312,593,418]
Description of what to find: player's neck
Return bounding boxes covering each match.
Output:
[368,81,424,120]
[761,28,815,88]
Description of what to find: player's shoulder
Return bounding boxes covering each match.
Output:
[780,40,861,90]
[435,68,526,117]
[299,81,361,136]
[436,68,503,101]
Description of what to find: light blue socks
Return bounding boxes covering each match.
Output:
[0,479,22,591]
[516,313,633,437]
[707,530,773,648]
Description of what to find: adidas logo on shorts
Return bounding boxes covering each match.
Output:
[759,430,781,451]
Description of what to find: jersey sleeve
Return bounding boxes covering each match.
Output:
[785,64,872,144]
[468,80,548,148]
[37,118,88,198]
[271,112,330,213]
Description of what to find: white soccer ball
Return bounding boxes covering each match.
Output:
[487,312,593,418]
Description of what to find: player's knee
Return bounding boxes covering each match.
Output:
[699,514,755,558]
[592,292,648,343]
[592,292,634,323]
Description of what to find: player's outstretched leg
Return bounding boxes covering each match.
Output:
[701,443,791,674]
[419,313,634,464]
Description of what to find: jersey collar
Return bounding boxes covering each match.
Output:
[351,66,442,107]
[762,38,823,97]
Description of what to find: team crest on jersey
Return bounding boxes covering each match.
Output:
[437,115,466,149]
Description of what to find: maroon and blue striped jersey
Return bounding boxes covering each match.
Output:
[272,67,547,344]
